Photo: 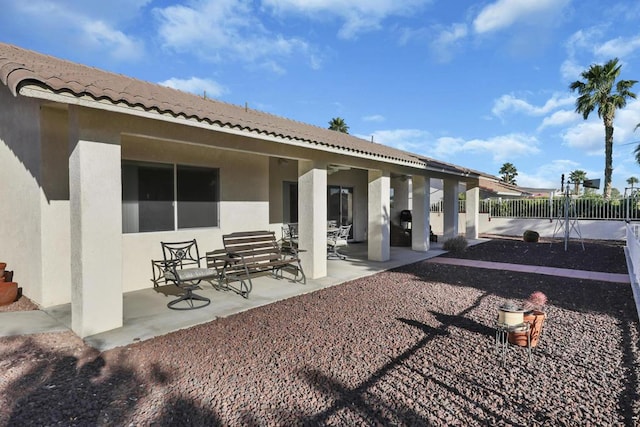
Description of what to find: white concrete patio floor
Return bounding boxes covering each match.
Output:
[2,241,461,351]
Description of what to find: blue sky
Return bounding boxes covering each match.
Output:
[2,0,640,193]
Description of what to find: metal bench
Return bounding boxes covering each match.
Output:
[207,230,306,298]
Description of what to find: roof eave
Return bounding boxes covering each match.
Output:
[21,85,465,174]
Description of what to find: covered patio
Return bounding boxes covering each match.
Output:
[3,241,468,351]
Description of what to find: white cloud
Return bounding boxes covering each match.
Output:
[155,0,313,69]
[81,21,143,61]
[6,1,147,61]
[538,110,580,130]
[362,114,385,122]
[361,129,432,153]
[560,59,584,82]
[437,134,541,163]
[262,0,430,39]
[595,35,640,59]
[562,121,603,154]
[561,99,640,154]
[473,0,570,34]
[561,27,615,81]
[397,26,430,46]
[430,23,468,63]
[492,93,574,118]
[517,159,581,189]
[361,128,541,164]
[159,77,227,98]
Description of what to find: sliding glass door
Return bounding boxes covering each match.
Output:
[282,183,354,239]
[328,185,353,238]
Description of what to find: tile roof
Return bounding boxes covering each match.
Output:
[0,42,479,177]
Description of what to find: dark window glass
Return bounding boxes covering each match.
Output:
[177,166,219,229]
[122,162,219,233]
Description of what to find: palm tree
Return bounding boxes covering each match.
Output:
[499,162,518,185]
[634,125,640,166]
[328,117,349,134]
[569,170,587,195]
[570,58,637,200]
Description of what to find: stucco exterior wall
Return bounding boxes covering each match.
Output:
[429,212,465,236]
[429,212,627,241]
[269,157,292,224]
[121,135,271,292]
[39,106,71,306]
[0,87,45,305]
[477,215,626,240]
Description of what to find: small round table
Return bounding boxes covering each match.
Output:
[495,321,531,366]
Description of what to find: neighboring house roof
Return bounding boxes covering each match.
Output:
[0,42,481,179]
[476,174,556,198]
[518,187,557,198]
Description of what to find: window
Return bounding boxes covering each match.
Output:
[122,161,219,233]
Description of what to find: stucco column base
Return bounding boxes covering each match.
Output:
[368,170,390,261]
[411,175,430,252]
[443,179,459,241]
[69,133,123,337]
[298,160,327,279]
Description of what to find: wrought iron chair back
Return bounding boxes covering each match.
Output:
[161,239,201,275]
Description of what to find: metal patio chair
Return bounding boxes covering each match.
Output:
[327,224,351,260]
[161,239,217,310]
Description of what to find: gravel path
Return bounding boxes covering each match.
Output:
[1,239,638,426]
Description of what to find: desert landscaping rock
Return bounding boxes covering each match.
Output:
[0,238,638,425]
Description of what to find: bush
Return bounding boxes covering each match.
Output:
[523,230,540,242]
[443,236,468,253]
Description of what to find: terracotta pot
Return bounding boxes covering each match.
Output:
[0,262,6,277]
[0,282,18,306]
[509,310,546,347]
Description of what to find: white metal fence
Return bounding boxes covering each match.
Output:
[430,197,640,220]
[430,200,466,213]
[475,197,640,221]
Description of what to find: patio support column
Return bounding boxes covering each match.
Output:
[411,175,430,252]
[466,185,480,240]
[368,169,390,262]
[443,178,459,240]
[298,160,327,279]
[69,106,123,337]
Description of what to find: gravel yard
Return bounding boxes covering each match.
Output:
[0,238,638,426]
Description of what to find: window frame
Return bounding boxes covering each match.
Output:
[122,160,220,234]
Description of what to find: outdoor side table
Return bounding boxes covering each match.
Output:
[495,321,531,366]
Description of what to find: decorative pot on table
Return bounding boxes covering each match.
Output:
[0,281,18,306]
[497,305,526,326]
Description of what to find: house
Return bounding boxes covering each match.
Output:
[473,173,556,200]
[0,43,483,337]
